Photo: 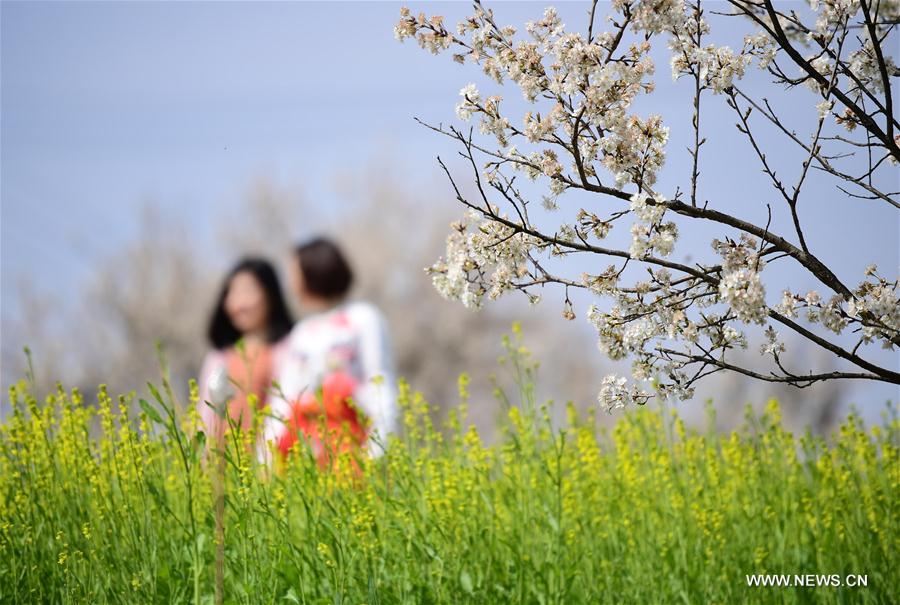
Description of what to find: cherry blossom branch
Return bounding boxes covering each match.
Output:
[658,347,886,386]
[860,0,895,144]
[440,144,900,384]
[397,1,900,407]
[736,0,900,159]
[426,110,899,351]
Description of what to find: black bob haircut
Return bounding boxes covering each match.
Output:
[294,237,354,299]
[208,257,294,350]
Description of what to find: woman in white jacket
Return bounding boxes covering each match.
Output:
[265,237,398,468]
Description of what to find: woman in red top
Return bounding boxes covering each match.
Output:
[268,238,397,477]
[198,258,294,450]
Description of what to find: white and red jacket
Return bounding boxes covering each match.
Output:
[264,300,398,461]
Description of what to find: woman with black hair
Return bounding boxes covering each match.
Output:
[265,237,398,470]
[198,257,293,447]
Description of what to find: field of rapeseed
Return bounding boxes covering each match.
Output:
[1,331,897,604]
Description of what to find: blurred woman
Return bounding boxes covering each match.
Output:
[266,237,397,471]
[198,258,294,448]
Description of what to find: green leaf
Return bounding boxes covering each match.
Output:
[139,398,164,424]
[147,382,165,406]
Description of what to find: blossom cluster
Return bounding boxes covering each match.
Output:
[669,15,752,94]
[777,266,900,348]
[597,374,651,412]
[629,192,678,259]
[614,0,686,35]
[396,4,670,191]
[429,209,543,309]
[712,235,767,325]
[810,0,859,34]
[846,40,898,94]
[602,115,670,188]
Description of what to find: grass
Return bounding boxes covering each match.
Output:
[0,328,897,604]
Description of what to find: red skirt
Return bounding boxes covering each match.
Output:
[277,371,367,476]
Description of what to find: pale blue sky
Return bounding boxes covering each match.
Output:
[2,1,898,408]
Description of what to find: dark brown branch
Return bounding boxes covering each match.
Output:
[732,88,900,209]
[659,347,887,386]
[767,310,900,383]
[587,0,599,43]
[755,0,900,159]
[860,0,895,145]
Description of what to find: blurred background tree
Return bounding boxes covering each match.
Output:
[2,161,601,438]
